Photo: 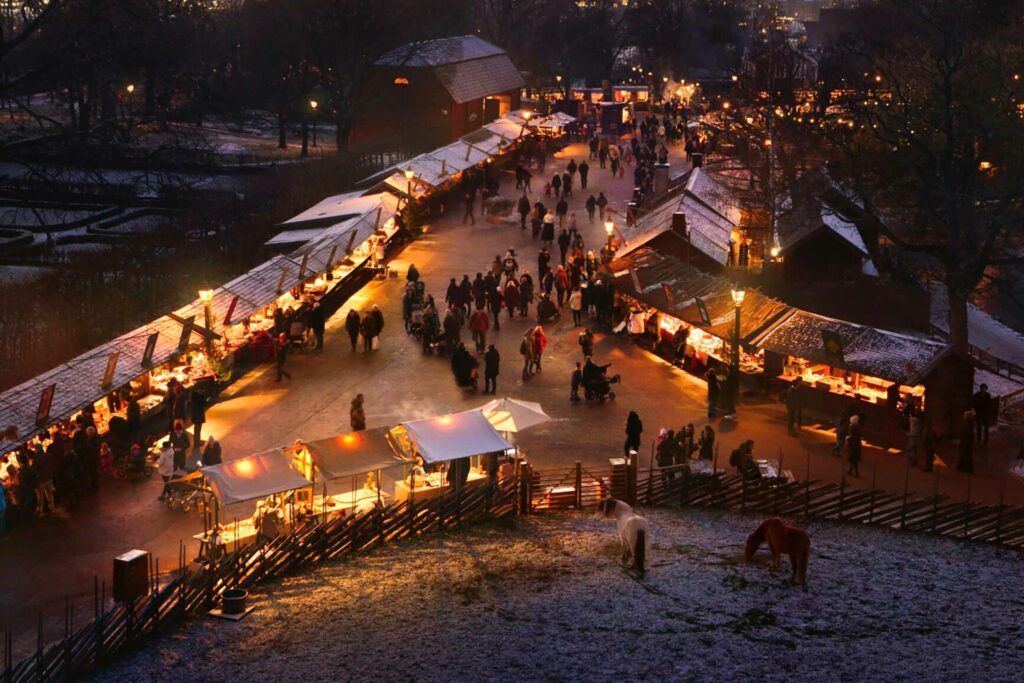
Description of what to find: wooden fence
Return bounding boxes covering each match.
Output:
[1,478,517,683]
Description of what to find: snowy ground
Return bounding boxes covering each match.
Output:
[93,507,1024,682]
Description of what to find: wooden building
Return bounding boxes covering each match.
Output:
[352,36,525,151]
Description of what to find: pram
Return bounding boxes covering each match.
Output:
[164,469,207,513]
[288,320,316,353]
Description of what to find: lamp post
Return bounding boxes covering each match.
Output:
[124,84,135,131]
[198,288,214,354]
[605,220,614,251]
[309,99,318,147]
[728,286,745,417]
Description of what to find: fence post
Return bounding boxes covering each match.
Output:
[964,473,972,539]
[574,461,583,509]
[804,449,811,518]
[627,453,638,506]
[931,468,939,534]
[775,447,785,515]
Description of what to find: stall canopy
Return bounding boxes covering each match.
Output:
[202,449,313,506]
[399,411,512,464]
[304,427,403,480]
[475,398,551,433]
[751,310,952,385]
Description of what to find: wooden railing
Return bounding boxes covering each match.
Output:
[1,478,517,682]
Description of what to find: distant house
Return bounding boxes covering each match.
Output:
[351,35,525,151]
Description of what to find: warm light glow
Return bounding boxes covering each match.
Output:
[198,289,214,303]
[556,74,562,83]
[232,459,256,478]
[874,74,882,83]
[523,111,532,120]
[309,99,318,110]
[731,287,746,306]
[770,246,780,258]
[731,75,738,82]
[314,277,324,287]
[436,415,454,426]
[722,101,731,110]
[340,433,359,447]
[404,168,415,181]
[764,139,772,147]
[605,221,614,236]
[979,160,993,172]
[393,77,409,85]
[662,76,668,82]
[126,84,135,94]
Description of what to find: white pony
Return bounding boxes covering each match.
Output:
[595,498,648,576]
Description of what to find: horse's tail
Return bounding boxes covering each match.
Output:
[634,528,646,577]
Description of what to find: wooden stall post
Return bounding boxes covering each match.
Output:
[574,460,583,509]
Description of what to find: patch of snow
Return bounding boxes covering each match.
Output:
[92,507,1024,682]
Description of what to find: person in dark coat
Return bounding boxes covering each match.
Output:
[557,228,571,265]
[698,425,715,461]
[345,309,361,352]
[570,361,583,402]
[517,193,531,230]
[578,160,589,189]
[484,344,500,394]
[785,378,804,433]
[846,415,863,477]
[472,273,487,309]
[445,278,460,311]
[447,456,471,489]
[371,305,385,345]
[561,171,572,198]
[624,411,643,457]
[443,306,462,351]
[487,285,503,331]
[971,384,995,444]
[190,390,208,448]
[518,273,533,318]
[350,395,366,431]
[551,173,562,197]
[406,263,420,282]
[169,420,191,471]
[503,280,520,321]
[705,369,719,418]
[458,275,473,316]
[537,247,551,278]
[307,302,326,351]
[275,332,292,380]
[201,436,222,467]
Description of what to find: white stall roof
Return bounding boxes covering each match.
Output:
[303,426,403,480]
[281,190,377,227]
[483,118,529,142]
[202,448,313,506]
[400,411,512,463]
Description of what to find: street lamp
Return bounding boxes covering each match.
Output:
[309,99,318,147]
[728,286,745,417]
[605,220,615,251]
[404,167,415,208]
[198,288,214,353]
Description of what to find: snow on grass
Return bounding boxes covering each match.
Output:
[92,507,1024,682]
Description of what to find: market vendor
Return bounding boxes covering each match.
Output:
[406,455,429,485]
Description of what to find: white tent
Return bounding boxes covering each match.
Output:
[202,449,313,506]
[399,411,512,464]
[475,398,551,433]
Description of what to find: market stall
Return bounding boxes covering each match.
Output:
[749,310,960,432]
[389,411,512,503]
[195,449,314,554]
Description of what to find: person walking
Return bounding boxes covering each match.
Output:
[846,415,862,477]
[569,287,583,326]
[624,411,643,457]
[350,394,366,431]
[463,187,476,225]
[359,311,375,352]
[274,332,292,381]
[578,160,589,189]
[596,192,608,221]
[517,193,531,230]
[567,159,577,179]
[705,368,720,418]
[608,144,620,177]
[532,325,547,373]
[585,194,597,223]
[503,279,520,321]
[578,327,594,358]
[519,272,534,318]
[487,285,504,331]
[561,171,572,198]
[698,425,715,461]
[834,409,850,457]
[483,344,500,394]
[520,329,536,380]
[169,420,191,472]
[557,228,571,265]
[308,302,326,351]
[371,305,384,347]
[570,361,583,402]
[470,305,490,353]
[554,265,569,306]
[555,198,568,229]
[904,414,921,465]
[190,389,207,449]
[543,210,557,246]
[345,309,361,351]
[551,172,562,198]
[201,436,222,467]
[537,247,551,278]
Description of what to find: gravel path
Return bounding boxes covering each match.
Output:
[92,508,1024,682]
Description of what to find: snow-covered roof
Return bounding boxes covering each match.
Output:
[678,195,732,265]
[685,168,741,226]
[820,209,868,255]
[754,310,951,384]
[400,411,512,464]
[928,284,1024,370]
[376,36,506,68]
[281,191,384,227]
[203,449,313,506]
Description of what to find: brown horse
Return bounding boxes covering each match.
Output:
[745,517,810,584]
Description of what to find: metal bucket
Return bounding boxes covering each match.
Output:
[221,588,248,615]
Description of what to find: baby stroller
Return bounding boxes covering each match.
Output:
[584,365,621,403]
[288,319,315,353]
[164,469,206,513]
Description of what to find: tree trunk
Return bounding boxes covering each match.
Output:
[300,115,308,157]
[946,285,970,356]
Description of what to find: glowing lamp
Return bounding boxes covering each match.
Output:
[731,287,746,306]
[404,168,415,181]
[126,84,135,94]
[310,99,318,110]
[605,221,614,237]
[233,459,256,478]
[978,161,993,172]
[198,289,214,303]
[722,101,731,110]
[770,246,780,258]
